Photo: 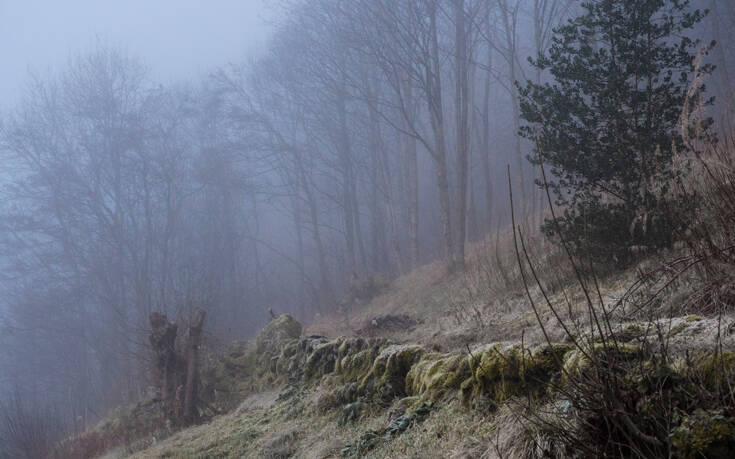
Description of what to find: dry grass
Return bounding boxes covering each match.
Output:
[305,223,655,357]
[306,227,582,351]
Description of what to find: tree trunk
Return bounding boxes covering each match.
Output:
[379,125,404,276]
[367,92,393,273]
[468,169,479,242]
[454,0,470,268]
[405,136,419,269]
[292,192,307,319]
[337,87,357,275]
[482,34,494,234]
[402,79,420,269]
[183,309,206,425]
[499,0,527,218]
[299,160,333,307]
[428,2,454,262]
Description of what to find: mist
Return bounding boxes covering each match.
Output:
[1,0,734,456]
[0,0,272,108]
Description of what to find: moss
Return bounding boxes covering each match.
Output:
[339,348,379,383]
[459,377,475,408]
[255,314,302,354]
[201,321,310,411]
[405,353,470,401]
[467,343,570,406]
[562,342,641,383]
[358,345,424,402]
[304,339,343,381]
[665,316,705,338]
[671,411,735,459]
[273,339,303,377]
[336,337,371,356]
[243,315,306,388]
[691,351,735,391]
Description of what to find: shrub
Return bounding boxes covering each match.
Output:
[519,0,713,265]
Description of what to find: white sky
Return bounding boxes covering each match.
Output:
[0,0,273,108]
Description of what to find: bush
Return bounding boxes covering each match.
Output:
[519,0,713,265]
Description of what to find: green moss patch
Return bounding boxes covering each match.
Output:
[255,314,302,353]
[671,410,735,459]
[465,343,570,407]
[358,344,425,403]
[405,353,470,401]
[562,342,641,381]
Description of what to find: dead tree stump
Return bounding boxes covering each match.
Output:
[149,312,180,402]
[148,309,207,426]
[183,309,206,424]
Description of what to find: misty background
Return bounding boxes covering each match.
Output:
[0,0,272,108]
[1,0,733,442]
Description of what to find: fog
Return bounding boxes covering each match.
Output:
[0,0,733,455]
[0,0,272,108]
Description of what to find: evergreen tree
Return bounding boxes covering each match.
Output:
[519,0,714,263]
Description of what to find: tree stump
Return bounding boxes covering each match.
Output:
[148,309,206,425]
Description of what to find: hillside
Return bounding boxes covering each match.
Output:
[65,233,735,458]
[5,3,735,458]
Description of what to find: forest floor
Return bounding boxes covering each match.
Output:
[74,232,735,458]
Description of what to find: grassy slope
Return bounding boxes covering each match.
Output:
[307,233,636,351]
[105,235,735,458]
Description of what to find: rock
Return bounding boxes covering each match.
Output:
[255,314,302,354]
[338,348,379,383]
[465,343,570,407]
[358,344,424,402]
[405,352,470,401]
[304,340,342,381]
